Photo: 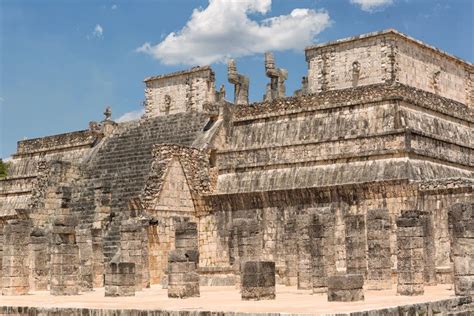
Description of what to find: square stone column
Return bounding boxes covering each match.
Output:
[241,261,275,300]
[396,211,424,296]
[296,213,313,290]
[311,211,336,293]
[418,211,437,286]
[77,227,93,292]
[366,209,392,290]
[50,216,80,296]
[91,228,104,288]
[105,262,136,297]
[1,218,32,295]
[327,274,364,302]
[345,214,367,277]
[168,249,200,298]
[175,221,198,250]
[29,228,49,291]
[120,219,150,290]
[448,203,473,297]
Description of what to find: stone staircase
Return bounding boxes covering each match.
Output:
[75,112,212,262]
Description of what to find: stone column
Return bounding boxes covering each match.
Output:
[76,227,93,291]
[241,261,275,300]
[91,228,104,288]
[327,274,364,302]
[120,219,150,290]
[283,216,298,286]
[311,210,336,293]
[345,214,367,277]
[296,213,313,290]
[1,218,32,295]
[50,216,80,296]
[168,249,200,298]
[29,228,49,291]
[105,262,136,297]
[175,221,198,251]
[366,209,392,290]
[396,211,424,296]
[448,203,473,296]
[231,218,262,287]
[419,212,437,285]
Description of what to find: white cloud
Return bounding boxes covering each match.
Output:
[91,24,103,38]
[350,0,393,12]
[136,0,331,65]
[116,109,144,122]
[111,4,118,10]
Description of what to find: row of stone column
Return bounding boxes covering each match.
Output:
[292,205,472,297]
[1,214,80,296]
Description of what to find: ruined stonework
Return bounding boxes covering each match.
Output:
[345,214,367,277]
[366,209,392,290]
[104,262,136,297]
[144,67,217,118]
[0,29,472,309]
[241,261,276,301]
[327,274,364,302]
[1,216,32,295]
[448,203,474,297]
[120,218,150,291]
[311,210,336,293]
[396,211,425,296]
[50,215,80,296]
[167,220,200,298]
[29,227,49,291]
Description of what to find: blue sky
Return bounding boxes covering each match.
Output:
[1,0,472,158]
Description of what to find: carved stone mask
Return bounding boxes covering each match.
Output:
[164,95,172,110]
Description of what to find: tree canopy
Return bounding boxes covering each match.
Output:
[0,159,9,178]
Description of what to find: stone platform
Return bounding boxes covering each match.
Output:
[1,284,472,315]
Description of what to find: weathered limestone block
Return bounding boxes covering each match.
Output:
[327,274,364,302]
[29,228,49,291]
[396,211,425,296]
[311,210,336,293]
[345,214,367,277]
[77,228,93,292]
[296,213,313,290]
[175,221,198,251]
[230,218,262,272]
[91,228,104,288]
[366,209,392,290]
[448,203,474,297]
[418,211,437,286]
[50,217,80,296]
[120,219,150,290]
[168,249,200,298]
[104,262,136,297]
[241,261,275,301]
[1,218,32,295]
[283,216,298,286]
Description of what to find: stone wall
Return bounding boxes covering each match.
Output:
[15,130,102,157]
[306,33,394,93]
[305,30,473,105]
[144,66,217,118]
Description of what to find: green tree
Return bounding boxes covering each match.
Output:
[0,159,9,178]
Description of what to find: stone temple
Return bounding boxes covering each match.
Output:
[0,30,473,315]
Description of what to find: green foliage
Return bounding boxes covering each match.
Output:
[0,159,9,178]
